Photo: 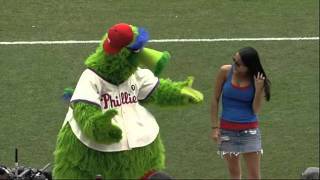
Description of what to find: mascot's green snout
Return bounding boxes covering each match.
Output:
[53,23,203,179]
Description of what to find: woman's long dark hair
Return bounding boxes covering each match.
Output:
[239,47,271,101]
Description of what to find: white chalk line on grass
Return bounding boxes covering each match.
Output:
[0,37,319,45]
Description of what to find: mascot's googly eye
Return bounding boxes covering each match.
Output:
[127,47,141,53]
[133,49,140,53]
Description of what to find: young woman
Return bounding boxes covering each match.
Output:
[211,47,271,179]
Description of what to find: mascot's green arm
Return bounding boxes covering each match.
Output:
[143,76,203,106]
[72,102,122,144]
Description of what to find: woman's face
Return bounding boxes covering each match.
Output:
[233,52,248,74]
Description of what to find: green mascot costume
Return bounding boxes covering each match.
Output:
[53,23,203,179]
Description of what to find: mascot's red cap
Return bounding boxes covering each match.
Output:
[103,23,134,54]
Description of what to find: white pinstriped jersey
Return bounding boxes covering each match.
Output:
[63,68,159,152]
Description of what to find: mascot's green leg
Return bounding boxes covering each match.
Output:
[53,125,93,179]
[112,136,165,179]
[53,124,165,179]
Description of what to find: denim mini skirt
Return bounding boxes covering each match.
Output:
[217,128,263,157]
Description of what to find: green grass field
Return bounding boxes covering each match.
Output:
[0,0,319,179]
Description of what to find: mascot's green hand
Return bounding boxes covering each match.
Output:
[177,76,194,88]
[181,87,204,103]
[180,76,204,103]
[92,109,122,144]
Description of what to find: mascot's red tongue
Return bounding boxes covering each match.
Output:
[103,23,134,54]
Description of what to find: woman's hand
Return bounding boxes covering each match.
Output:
[254,72,265,90]
[211,128,220,144]
[253,72,266,113]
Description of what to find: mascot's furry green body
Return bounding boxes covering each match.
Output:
[53,23,203,179]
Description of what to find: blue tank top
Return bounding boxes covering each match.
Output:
[221,65,257,123]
